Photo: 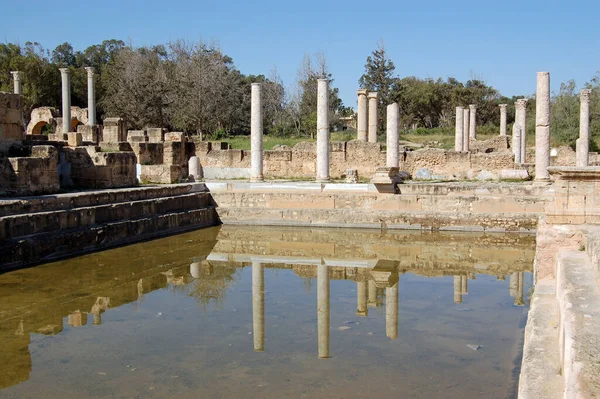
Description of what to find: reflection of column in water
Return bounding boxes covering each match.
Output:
[515,272,525,306]
[317,263,330,359]
[357,281,368,316]
[367,280,377,308]
[252,262,265,352]
[454,276,462,303]
[461,276,468,295]
[386,281,399,340]
[510,272,518,297]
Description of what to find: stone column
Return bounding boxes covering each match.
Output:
[357,281,368,316]
[499,104,507,136]
[453,276,462,303]
[513,124,522,164]
[469,104,477,139]
[517,100,528,163]
[510,272,518,297]
[515,272,525,306]
[316,79,330,182]
[367,280,377,308]
[10,71,22,95]
[455,106,465,152]
[461,276,468,294]
[386,282,399,340]
[188,156,202,181]
[317,263,330,359]
[576,89,592,167]
[251,83,264,182]
[368,92,378,143]
[252,262,265,352]
[59,68,71,134]
[357,89,368,141]
[85,67,96,126]
[463,108,470,152]
[535,72,551,181]
[386,103,399,167]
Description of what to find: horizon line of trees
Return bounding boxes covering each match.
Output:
[1,39,598,147]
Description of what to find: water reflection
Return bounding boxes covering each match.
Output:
[0,225,534,396]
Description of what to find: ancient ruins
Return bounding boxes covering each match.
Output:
[1,67,599,399]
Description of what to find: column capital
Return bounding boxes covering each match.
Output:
[357,89,368,96]
[468,104,477,111]
[456,105,464,111]
[251,82,262,87]
[10,71,21,81]
[84,66,95,77]
[367,91,378,100]
[515,99,528,110]
[59,67,70,75]
[499,103,508,109]
[580,89,592,102]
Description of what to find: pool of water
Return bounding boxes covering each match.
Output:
[0,226,534,398]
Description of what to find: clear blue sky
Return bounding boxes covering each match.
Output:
[3,0,599,108]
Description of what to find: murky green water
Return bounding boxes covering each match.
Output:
[0,226,534,398]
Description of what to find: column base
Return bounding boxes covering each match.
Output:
[250,177,264,183]
[533,178,552,186]
[316,178,330,183]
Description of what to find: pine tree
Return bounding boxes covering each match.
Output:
[358,41,396,135]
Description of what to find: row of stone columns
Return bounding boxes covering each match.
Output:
[454,104,478,151]
[356,89,379,142]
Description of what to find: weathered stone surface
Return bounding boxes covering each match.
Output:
[146,127,165,143]
[102,117,126,143]
[0,145,60,196]
[67,132,82,147]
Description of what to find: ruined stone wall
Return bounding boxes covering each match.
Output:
[0,92,24,153]
[0,146,60,196]
[61,146,137,189]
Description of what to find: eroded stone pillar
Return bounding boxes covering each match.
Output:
[386,281,399,340]
[85,67,96,126]
[513,124,522,164]
[367,280,377,308]
[576,89,592,167]
[535,72,551,181]
[357,89,368,141]
[189,156,202,181]
[453,276,462,303]
[59,68,71,134]
[463,108,470,152]
[386,103,399,167]
[455,106,465,152]
[469,104,477,139]
[499,104,507,136]
[316,79,330,182]
[317,263,330,358]
[10,71,22,95]
[517,99,528,163]
[368,92,378,142]
[251,83,264,182]
[357,281,368,316]
[252,262,265,352]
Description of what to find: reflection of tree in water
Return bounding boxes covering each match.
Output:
[175,262,239,310]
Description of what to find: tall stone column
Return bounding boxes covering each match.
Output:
[513,124,522,164]
[499,104,508,136]
[356,281,368,316]
[469,104,477,139]
[85,67,97,126]
[453,276,462,303]
[576,89,592,167]
[386,281,399,340]
[510,272,518,297]
[10,71,22,95]
[386,103,399,167]
[367,280,377,308]
[250,83,264,182]
[515,272,525,306]
[463,108,470,152]
[368,92,378,142]
[252,262,265,352]
[59,68,71,134]
[316,79,330,182]
[317,263,330,359]
[535,72,551,181]
[461,276,468,294]
[517,99,528,163]
[455,106,465,152]
[357,89,368,141]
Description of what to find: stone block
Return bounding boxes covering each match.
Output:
[264,150,292,162]
[211,141,230,150]
[102,117,126,143]
[146,127,166,143]
[0,107,22,125]
[165,132,185,142]
[163,141,186,165]
[500,169,530,180]
[76,125,101,143]
[330,141,346,152]
[0,123,24,140]
[195,141,211,155]
[67,132,82,147]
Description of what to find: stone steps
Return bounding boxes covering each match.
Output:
[0,192,213,241]
[216,206,538,232]
[0,183,205,217]
[0,207,218,271]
